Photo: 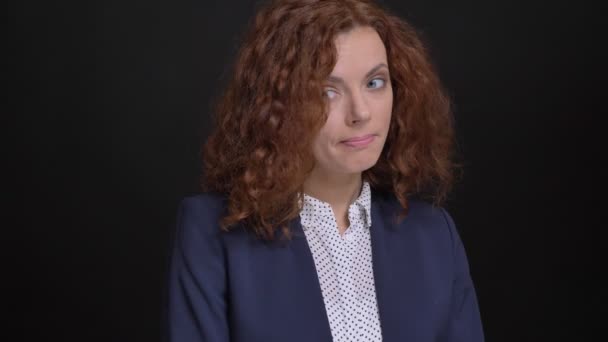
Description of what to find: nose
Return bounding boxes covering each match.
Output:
[347,89,371,125]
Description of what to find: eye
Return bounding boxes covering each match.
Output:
[367,78,386,89]
[324,88,338,99]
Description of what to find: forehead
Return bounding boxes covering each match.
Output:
[331,26,388,76]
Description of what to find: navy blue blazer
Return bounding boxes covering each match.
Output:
[164,189,484,342]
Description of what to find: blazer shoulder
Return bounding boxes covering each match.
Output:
[178,191,227,213]
[376,192,459,246]
[407,198,452,224]
[174,192,229,236]
[376,191,451,226]
[401,198,463,257]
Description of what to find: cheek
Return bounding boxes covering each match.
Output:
[385,100,393,122]
[312,128,332,154]
[316,113,342,144]
[381,88,394,111]
[378,92,393,123]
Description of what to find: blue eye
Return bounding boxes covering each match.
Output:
[368,78,385,89]
[324,89,338,99]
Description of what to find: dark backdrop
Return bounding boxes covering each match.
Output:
[9,0,603,341]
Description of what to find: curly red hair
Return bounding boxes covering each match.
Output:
[201,0,458,240]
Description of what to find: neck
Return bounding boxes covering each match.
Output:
[302,168,363,210]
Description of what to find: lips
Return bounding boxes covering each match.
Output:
[341,134,375,148]
[341,134,375,143]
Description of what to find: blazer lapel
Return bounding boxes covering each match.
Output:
[370,192,439,342]
[370,193,403,342]
[287,216,334,341]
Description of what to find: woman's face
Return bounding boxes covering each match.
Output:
[311,26,393,178]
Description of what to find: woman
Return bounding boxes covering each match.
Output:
[165,0,484,341]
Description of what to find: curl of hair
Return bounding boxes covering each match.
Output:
[201,0,459,241]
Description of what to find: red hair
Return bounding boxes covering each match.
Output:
[201,0,458,240]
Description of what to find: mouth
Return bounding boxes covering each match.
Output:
[341,134,376,148]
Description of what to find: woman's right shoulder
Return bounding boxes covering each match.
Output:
[174,192,229,236]
[178,192,228,213]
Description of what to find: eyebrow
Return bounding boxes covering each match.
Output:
[327,63,389,84]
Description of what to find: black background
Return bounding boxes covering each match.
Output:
[8,0,604,341]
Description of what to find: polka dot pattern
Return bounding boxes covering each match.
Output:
[299,181,383,342]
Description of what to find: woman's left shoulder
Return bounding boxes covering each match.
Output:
[402,199,467,260]
[407,198,457,229]
[374,193,461,246]
[375,192,455,229]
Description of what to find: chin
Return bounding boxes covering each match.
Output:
[343,158,380,174]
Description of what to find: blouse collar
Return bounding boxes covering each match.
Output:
[299,181,372,230]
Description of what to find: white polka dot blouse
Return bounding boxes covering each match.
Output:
[299,181,383,342]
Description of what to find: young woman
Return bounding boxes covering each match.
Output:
[165,0,485,341]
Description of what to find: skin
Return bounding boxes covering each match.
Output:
[302,25,393,236]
